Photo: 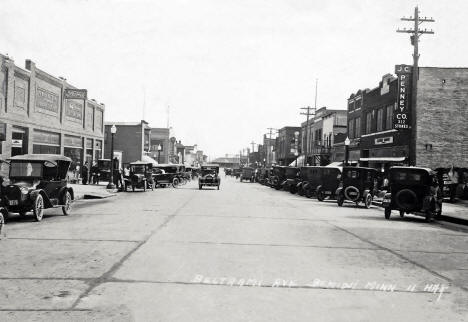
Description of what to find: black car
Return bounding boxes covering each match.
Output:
[232,168,241,179]
[152,164,183,188]
[382,167,442,221]
[199,164,221,190]
[257,168,272,185]
[336,167,379,208]
[124,161,154,192]
[282,167,301,194]
[296,166,320,197]
[269,166,286,190]
[240,167,255,182]
[316,167,342,201]
[1,154,74,222]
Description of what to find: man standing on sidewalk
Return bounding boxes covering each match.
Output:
[82,161,89,185]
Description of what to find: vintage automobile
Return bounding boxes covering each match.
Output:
[256,168,271,185]
[124,161,154,192]
[316,167,342,201]
[282,167,301,194]
[298,166,322,198]
[240,167,255,182]
[152,164,182,188]
[0,154,74,222]
[97,158,112,182]
[232,168,241,179]
[269,166,287,190]
[224,168,232,176]
[382,167,443,221]
[336,167,379,208]
[199,164,221,190]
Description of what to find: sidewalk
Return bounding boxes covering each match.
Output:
[442,199,468,221]
[69,182,117,200]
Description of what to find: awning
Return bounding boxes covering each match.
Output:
[359,157,406,162]
[141,155,159,165]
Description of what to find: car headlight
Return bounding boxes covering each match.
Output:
[20,187,29,194]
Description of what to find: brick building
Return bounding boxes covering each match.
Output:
[262,135,276,166]
[0,55,105,171]
[104,121,151,165]
[149,127,170,163]
[275,126,301,166]
[347,66,468,171]
[301,107,347,166]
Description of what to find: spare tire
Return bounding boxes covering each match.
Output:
[344,186,360,201]
[395,189,418,211]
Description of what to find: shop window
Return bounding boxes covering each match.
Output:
[33,144,60,154]
[348,120,354,139]
[355,118,361,138]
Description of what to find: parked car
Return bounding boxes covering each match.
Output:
[336,167,379,208]
[316,167,342,201]
[97,158,112,182]
[283,167,301,194]
[299,166,322,198]
[240,167,255,182]
[224,168,232,176]
[296,166,318,196]
[382,166,442,221]
[199,164,221,190]
[0,154,74,222]
[124,161,154,192]
[256,168,272,185]
[152,164,182,188]
[269,166,287,190]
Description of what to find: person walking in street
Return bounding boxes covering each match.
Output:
[82,161,89,185]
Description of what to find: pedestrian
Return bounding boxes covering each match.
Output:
[91,162,99,184]
[82,161,89,185]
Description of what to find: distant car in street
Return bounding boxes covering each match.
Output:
[199,164,220,190]
[152,164,184,188]
[124,161,153,192]
[240,167,255,182]
[382,166,442,221]
[0,154,74,222]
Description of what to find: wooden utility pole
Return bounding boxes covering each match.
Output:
[266,128,278,166]
[397,6,434,165]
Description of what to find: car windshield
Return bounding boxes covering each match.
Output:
[202,168,217,175]
[345,170,360,179]
[286,168,298,176]
[10,161,43,178]
[131,165,146,174]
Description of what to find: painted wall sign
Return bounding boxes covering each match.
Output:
[12,139,23,147]
[393,64,412,130]
[35,87,59,114]
[66,100,84,124]
[64,89,87,100]
[374,136,394,145]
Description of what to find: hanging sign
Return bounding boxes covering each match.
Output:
[393,64,413,130]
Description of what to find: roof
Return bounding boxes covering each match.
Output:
[9,154,72,162]
[202,164,219,167]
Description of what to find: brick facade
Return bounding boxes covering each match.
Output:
[0,54,105,172]
[416,67,468,168]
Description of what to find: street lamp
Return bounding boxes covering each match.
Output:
[107,125,117,189]
[157,144,162,163]
[294,131,300,167]
[344,136,350,166]
[263,158,266,167]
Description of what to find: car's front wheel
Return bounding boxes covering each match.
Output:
[33,195,44,222]
[317,189,325,202]
[364,194,372,209]
[62,191,72,216]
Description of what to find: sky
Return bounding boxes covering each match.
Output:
[1,0,467,158]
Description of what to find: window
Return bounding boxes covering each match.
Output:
[385,104,393,130]
[348,120,354,139]
[366,113,372,134]
[355,118,361,138]
[377,109,383,132]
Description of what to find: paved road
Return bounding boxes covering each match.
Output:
[1,176,467,321]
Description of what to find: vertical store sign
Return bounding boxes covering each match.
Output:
[394,64,412,130]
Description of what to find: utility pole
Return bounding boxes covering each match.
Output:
[397,6,434,166]
[266,128,278,166]
[300,105,315,166]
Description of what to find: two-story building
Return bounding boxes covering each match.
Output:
[275,126,301,166]
[149,127,170,164]
[347,66,468,171]
[0,55,105,172]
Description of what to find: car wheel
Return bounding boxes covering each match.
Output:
[399,210,405,218]
[173,178,179,188]
[337,194,344,207]
[62,191,72,216]
[364,194,372,209]
[384,208,391,220]
[298,187,304,196]
[305,189,312,198]
[33,195,44,222]
[289,186,297,194]
[317,190,325,202]
[132,185,135,192]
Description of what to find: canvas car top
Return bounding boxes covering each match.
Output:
[8,154,72,163]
